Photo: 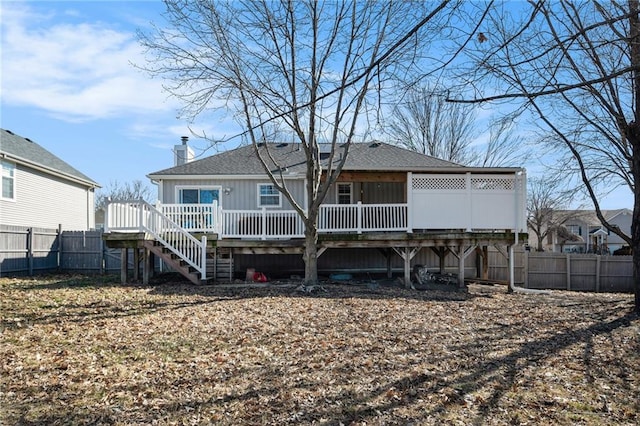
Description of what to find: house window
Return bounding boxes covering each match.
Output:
[177,187,220,204]
[567,225,582,236]
[1,161,15,200]
[337,183,352,204]
[258,184,281,207]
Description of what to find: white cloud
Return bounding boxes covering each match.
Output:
[0,3,177,122]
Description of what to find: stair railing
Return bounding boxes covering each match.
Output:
[106,199,207,280]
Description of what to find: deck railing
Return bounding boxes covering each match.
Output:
[105,199,207,280]
[106,201,408,240]
[222,208,305,239]
[318,202,408,233]
[162,203,220,233]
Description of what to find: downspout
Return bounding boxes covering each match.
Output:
[150,179,163,204]
[510,170,524,292]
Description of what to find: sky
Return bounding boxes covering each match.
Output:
[1,0,242,194]
[0,0,633,209]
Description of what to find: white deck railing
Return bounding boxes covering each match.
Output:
[105,200,207,280]
[318,203,408,233]
[222,209,305,239]
[162,203,220,233]
[105,201,408,240]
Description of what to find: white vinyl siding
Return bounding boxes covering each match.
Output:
[0,164,95,230]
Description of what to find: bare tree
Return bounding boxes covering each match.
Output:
[456,0,640,311]
[476,119,527,167]
[96,180,154,210]
[138,0,475,285]
[527,176,577,251]
[386,86,528,167]
[386,86,476,164]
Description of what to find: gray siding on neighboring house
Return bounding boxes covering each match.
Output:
[1,164,95,230]
[608,211,632,248]
[160,177,307,210]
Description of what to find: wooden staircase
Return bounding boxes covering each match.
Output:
[143,240,212,285]
[214,247,234,282]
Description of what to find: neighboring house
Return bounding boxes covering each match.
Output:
[1,129,100,231]
[104,140,527,285]
[533,209,632,254]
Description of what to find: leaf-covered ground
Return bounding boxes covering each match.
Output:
[1,274,639,425]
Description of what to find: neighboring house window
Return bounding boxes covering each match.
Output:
[1,161,15,200]
[177,187,220,204]
[337,183,352,204]
[258,184,281,207]
[567,225,582,236]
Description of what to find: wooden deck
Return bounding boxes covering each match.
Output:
[104,230,526,287]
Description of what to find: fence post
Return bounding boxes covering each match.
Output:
[595,255,601,292]
[261,207,267,240]
[100,232,106,275]
[566,253,571,291]
[357,201,362,234]
[57,224,62,272]
[27,227,34,275]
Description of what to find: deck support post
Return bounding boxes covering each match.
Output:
[133,249,140,282]
[377,248,394,278]
[449,244,477,288]
[143,247,152,285]
[475,246,489,279]
[393,246,422,289]
[430,247,448,273]
[120,248,128,284]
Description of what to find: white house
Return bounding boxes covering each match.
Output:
[535,209,632,253]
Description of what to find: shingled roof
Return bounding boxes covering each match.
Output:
[1,128,99,187]
[148,142,469,178]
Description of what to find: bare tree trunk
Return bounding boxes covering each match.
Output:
[629,0,640,313]
[629,122,640,312]
[303,219,319,286]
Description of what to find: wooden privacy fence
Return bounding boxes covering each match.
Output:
[0,225,133,276]
[487,248,634,293]
[0,224,635,293]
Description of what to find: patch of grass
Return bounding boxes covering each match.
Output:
[1,275,638,425]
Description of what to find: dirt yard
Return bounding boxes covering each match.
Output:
[1,274,639,425]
